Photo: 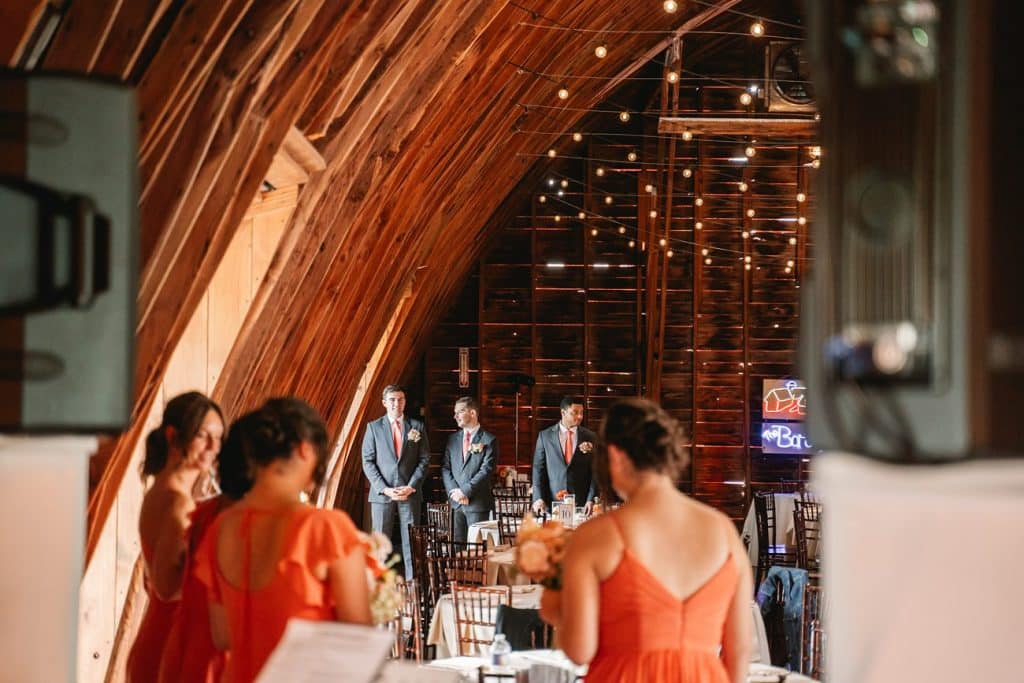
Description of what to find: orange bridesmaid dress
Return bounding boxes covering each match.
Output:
[157,496,229,683]
[125,543,178,683]
[585,516,740,682]
[194,506,364,683]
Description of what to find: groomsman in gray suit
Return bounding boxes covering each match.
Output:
[532,396,598,516]
[442,396,498,542]
[362,384,431,579]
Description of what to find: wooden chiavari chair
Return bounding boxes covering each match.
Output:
[407,524,444,635]
[753,491,797,587]
[492,481,530,501]
[440,540,488,586]
[801,585,826,678]
[497,511,524,546]
[494,496,530,517]
[793,499,822,583]
[389,578,423,662]
[450,582,512,656]
[426,501,453,541]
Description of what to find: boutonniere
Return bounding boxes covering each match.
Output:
[470,442,484,454]
[407,429,421,443]
[578,441,593,453]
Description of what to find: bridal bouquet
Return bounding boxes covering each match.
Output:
[514,512,568,589]
[360,531,403,625]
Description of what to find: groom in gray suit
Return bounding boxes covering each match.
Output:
[362,384,430,579]
[441,396,498,542]
[532,396,598,516]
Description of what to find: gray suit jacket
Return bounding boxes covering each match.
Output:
[531,424,598,506]
[362,415,431,504]
[441,428,498,512]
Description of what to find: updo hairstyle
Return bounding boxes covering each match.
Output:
[142,392,224,478]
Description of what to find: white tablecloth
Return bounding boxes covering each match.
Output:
[741,493,798,570]
[484,547,532,587]
[467,520,500,545]
[427,584,543,658]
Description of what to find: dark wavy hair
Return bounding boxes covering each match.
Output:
[245,397,330,487]
[142,392,224,478]
[216,410,262,500]
[595,398,689,495]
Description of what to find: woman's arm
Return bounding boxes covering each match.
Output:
[151,495,192,600]
[208,601,231,650]
[327,545,373,625]
[720,523,754,683]
[543,523,603,665]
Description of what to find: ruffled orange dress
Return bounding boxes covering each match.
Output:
[157,496,228,683]
[586,517,739,682]
[125,541,178,683]
[194,506,363,683]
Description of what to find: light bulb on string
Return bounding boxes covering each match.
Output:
[557,190,564,197]
[746,208,756,218]
[810,146,821,158]
[705,257,712,265]
[591,228,598,237]
[594,45,608,59]
[750,20,765,37]
[667,250,674,258]
[745,263,752,271]
[666,70,679,84]
[745,145,756,157]
[663,0,678,13]
[796,192,806,203]
[787,259,795,267]
[627,150,638,162]
[578,211,586,219]
[628,239,636,248]
[557,87,569,100]
[649,210,658,218]
[738,181,749,192]
[744,256,752,263]
[811,159,821,168]
[538,195,547,203]
[701,248,709,256]
[681,129,693,141]
[659,238,667,247]
[695,197,704,206]
[572,132,583,142]
[595,167,605,177]
[789,236,798,245]
[695,221,703,230]
[739,92,753,106]
[798,216,807,225]
[605,195,614,205]
[547,148,557,158]
[785,266,793,274]
[619,111,631,123]
[619,226,627,234]
[683,168,692,178]
[645,184,655,194]
[547,178,555,187]
[560,179,568,188]
[554,214,561,222]
[742,230,750,239]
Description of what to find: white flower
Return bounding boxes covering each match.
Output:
[579,441,593,453]
[470,442,484,454]
[407,429,421,442]
[366,531,393,564]
[517,539,551,576]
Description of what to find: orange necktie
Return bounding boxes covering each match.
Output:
[392,420,403,459]
[564,430,573,464]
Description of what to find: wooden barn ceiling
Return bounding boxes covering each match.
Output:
[3,0,786,555]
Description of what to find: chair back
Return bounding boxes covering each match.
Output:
[450,582,512,656]
[793,499,822,575]
[801,585,827,678]
[407,524,443,626]
[494,496,530,517]
[426,502,453,538]
[492,481,530,500]
[441,540,488,586]
[497,511,524,546]
[389,578,423,662]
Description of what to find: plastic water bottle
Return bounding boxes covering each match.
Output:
[490,632,511,667]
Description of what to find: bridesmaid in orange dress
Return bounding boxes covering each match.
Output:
[126,392,225,683]
[540,398,752,683]
[195,398,372,683]
[157,410,261,683]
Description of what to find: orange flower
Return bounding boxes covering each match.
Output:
[555,489,568,501]
[514,512,568,589]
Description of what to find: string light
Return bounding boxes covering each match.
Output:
[683,168,692,178]
[681,129,693,141]
[645,183,655,193]
[591,228,598,236]
[787,259,795,267]
[557,190,564,196]
[705,257,712,265]
[619,111,631,123]
[560,179,569,188]
[746,208,756,217]
[538,195,547,203]
[744,255,752,263]
[667,249,674,257]
[785,266,793,274]
[660,238,668,247]
[572,132,583,142]
[548,148,557,158]
[547,179,555,186]
[811,159,821,168]
[627,150,638,161]
[739,92,753,106]
[695,221,703,230]
[745,263,752,270]
[594,44,608,59]
[667,70,679,84]
[744,145,756,157]
[628,239,636,248]
[796,192,806,203]
[605,195,614,205]
[701,248,709,256]
[557,87,569,100]
[554,214,561,222]
[619,226,627,234]
[742,230,750,239]
[750,20,766,37]
[695,197,704,206]
[595,167,605,176]
[809,146,821,158]
[649,210,658,218]
[798,216,807,225]
[663,0,678,13]
[578,211,586,219]
[738,181,748,192]
[789,236,798,245]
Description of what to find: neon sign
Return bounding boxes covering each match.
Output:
[762,379,807,420]
[761,422,814,454]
